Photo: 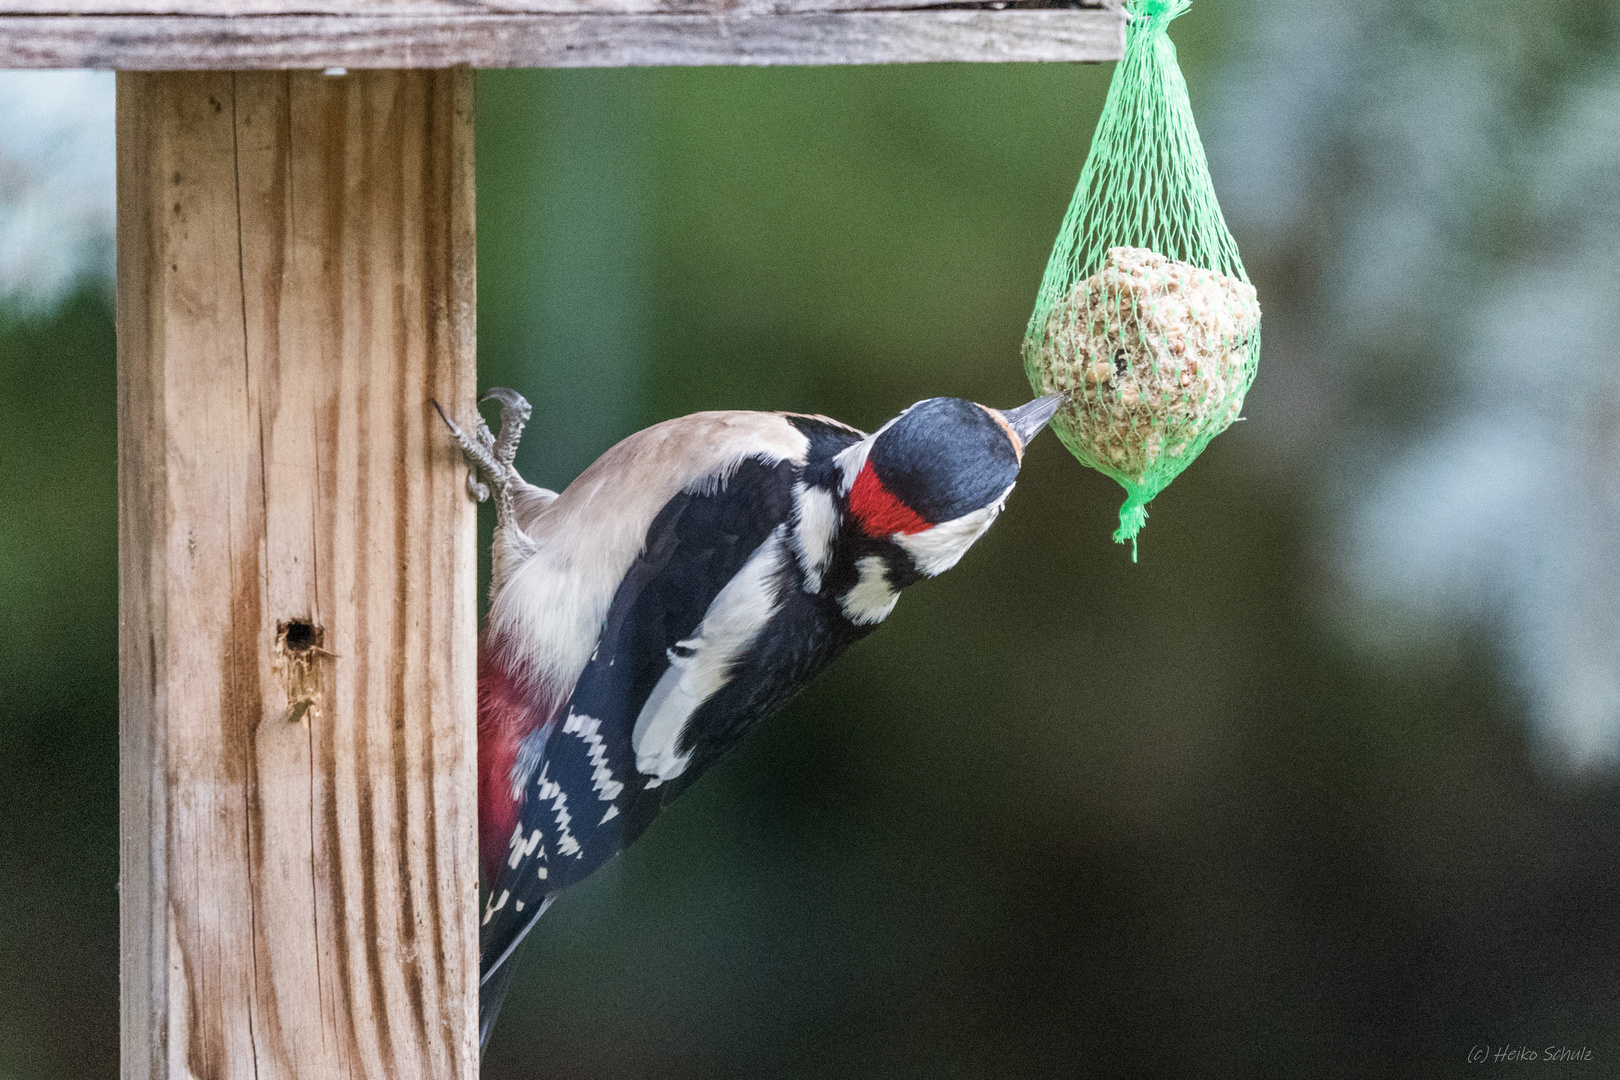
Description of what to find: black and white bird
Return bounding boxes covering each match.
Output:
[438,387,1063,1047]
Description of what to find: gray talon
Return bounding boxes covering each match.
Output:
[482,387,532,472]
[432,391,533,524]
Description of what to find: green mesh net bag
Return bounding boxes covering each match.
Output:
[1024,0,1260,560]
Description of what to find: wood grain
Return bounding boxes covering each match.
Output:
[0,7,1123,69]
[2,0,1107,14]
[117,69,479,1080]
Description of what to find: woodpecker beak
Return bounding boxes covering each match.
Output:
[1002,394,1065,450]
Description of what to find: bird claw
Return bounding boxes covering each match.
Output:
[482,387,532,474]
[433,390,532,510]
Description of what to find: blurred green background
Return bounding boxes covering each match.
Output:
[6,1,1620,1076]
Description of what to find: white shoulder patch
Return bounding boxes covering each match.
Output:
[840,554,899,626]
[894,482,1014,578]
[631,525,790,782]
[791,482,839,594]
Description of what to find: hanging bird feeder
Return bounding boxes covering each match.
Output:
[1025,0,1259,559]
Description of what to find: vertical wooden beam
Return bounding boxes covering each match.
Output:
[117,69,478,1080]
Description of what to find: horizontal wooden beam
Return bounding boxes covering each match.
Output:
[0,0,1104,13]
[0,7,1122,69]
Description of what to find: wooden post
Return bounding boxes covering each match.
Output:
[117,70,479,1080]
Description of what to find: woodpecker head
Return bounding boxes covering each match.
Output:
[836,394,1063,580]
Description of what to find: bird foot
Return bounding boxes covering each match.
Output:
[433,388,533,507]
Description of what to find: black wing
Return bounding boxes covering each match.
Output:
[479,455,797,985]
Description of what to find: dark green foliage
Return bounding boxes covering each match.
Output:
[0,287,120,1079]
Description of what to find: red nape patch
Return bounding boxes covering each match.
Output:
[478,641,561,885]
[849,464,930,536]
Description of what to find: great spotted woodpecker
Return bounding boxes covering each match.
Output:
[438,388,1063,1046]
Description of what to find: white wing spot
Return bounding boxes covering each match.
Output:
[536,762,583,859]
[483,888,511,925]
[507,827,542,870]
[479,887,511,932]
[562,711,626,803]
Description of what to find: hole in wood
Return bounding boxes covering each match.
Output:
[274,620,326,725]
[281,619,319,653]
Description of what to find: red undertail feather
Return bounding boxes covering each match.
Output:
[478,639,561,884]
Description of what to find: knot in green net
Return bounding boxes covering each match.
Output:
[1023,0,1259,561]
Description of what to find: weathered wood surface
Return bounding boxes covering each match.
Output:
[0,0,1106,13]
[0,5,1122,69]
[118,69,479,1080]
